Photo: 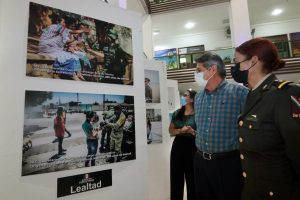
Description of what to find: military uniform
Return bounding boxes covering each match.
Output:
[238,74,300,200]
[107,112,126,162]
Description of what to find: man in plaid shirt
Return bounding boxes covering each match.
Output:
[193,52,248,200]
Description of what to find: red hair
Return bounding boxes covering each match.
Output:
[236,38,285,72]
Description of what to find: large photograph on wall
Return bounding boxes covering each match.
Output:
[26,2,133,85]
[154,48,178,70]
[22,90,135,176]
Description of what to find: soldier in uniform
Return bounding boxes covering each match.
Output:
[101,29,132,84]
[232,38,300,200]
[105,105,126,163]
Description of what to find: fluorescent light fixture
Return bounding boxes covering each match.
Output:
[185,22,195,29]
[271,8,282,16]
[153,30,160,35]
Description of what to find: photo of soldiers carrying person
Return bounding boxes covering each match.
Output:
[26,2,133,85]
[22,90,135,176]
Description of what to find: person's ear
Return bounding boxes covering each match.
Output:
[210,64,217,73]
[250,56,259,64]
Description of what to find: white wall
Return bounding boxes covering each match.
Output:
[0,0,149,200]
[154,30,232,51]
[153,18,300,51]
[144,60,171,200]
[143,15,154,59]
[252,18,300,38]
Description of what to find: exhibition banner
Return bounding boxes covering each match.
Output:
[22,90,135,176]
[57,169,112,197]
[26,2,133,85]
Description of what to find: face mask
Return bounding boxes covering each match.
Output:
[231,61,257,85]
[231,63,248,85]
[180,96,187,106]
[194,72,207,87]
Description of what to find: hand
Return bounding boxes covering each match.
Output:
[180,126,189,134]
[187,126,196,136]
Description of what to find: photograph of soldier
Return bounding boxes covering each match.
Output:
[145,78,153,103]
[104,105,126,163]
[146,109,163,144]
[99,108,115,152]
[26,2,133,85]
[144,70,161,103]
[22,90,135,176]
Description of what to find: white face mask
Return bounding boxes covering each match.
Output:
[194,72,208,87]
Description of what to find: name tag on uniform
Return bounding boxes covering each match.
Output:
[291,96,300,119]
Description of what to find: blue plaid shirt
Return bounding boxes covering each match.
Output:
[194,80,248,153]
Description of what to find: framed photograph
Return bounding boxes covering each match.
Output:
[290,32,300,57]
[144,69,161,103]
[154,48,178,70]
[146,109,162,144]
[26,2,133,85]
[22,90,135,176]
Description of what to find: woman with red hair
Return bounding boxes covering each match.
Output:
[232,38,300,200]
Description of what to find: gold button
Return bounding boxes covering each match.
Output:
[242,172,247,178]
[239,120,243,127]
[269,191,274,196]
[239,137,243,143]
[240,154,244,160]
[249,125,252,129]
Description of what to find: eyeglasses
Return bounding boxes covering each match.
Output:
[183,94,190,97]
[233,58,249,64]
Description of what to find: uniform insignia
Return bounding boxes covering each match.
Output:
[291,96,300,118]
[263,85,268,90]
[273,80,293,89]
[245,115,258,122]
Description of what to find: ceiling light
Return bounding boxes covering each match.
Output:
[153,30,160,35]
[271,8,283,16]
[185,22,195,29]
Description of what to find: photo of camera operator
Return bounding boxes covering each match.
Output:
[103,105,126,163]
[82,111,100,167]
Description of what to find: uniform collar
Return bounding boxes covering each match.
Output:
[251,73,277,93]
[252,73,272,91]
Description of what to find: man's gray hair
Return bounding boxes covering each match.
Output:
[195,52,226,78]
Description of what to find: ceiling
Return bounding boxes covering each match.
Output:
[149,0,300,44]
[141,0,230,14]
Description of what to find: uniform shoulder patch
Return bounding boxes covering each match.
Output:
[291,96,300,119]
[273,80,293,89]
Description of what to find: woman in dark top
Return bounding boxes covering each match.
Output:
[233,38,300,200]
[169,90,197,200]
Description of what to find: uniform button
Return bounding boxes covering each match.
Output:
[239,137,243,143]
[240,154,244,160]
[269,191,274,196]
[239,120,243,127]
[249,125,252,129]
[242,171,247,178]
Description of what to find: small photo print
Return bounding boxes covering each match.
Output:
[144,70,160,103]
[146,109,162,144]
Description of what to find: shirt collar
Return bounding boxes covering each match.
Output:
[204,79,227,94]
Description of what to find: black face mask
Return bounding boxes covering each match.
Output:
[231,62,249,85]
